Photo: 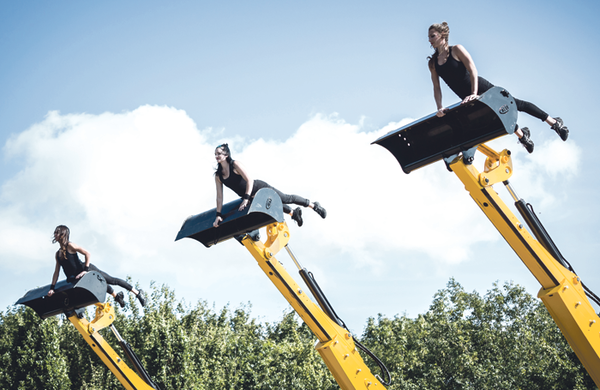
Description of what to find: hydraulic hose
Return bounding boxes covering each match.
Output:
[299,268,392,386]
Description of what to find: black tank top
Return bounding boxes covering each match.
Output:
[58,249,84,280]
[434,46,472,99]
[219,161,247,198]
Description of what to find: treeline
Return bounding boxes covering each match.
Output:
[0,279,595,390]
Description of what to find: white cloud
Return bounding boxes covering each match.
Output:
[0,106,582,319]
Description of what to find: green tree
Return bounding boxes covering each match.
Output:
[0,305,71,390]
[361,279,596,390]
[4,279,597,389]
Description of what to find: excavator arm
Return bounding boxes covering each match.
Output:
[449,146,600,384]
[68,302,161,390]
[240,223,387,389]
[17,272,161,390]
[177,188,390,389]
[373,87,600,386]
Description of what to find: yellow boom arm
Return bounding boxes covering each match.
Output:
[240,222,386,389]
[67,303,159,390]
[176,188,389,389]
[449,144,600,386]
[17,272,160,390]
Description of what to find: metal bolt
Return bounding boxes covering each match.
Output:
[298,289,302,294]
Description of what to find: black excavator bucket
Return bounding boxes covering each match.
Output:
[16,271,107,319]
[372,86,518,173]
[175,187,284,247]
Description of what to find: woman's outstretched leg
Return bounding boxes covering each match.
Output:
[515,98,569,141]
[88,264,146,307]
[272,188,326,226]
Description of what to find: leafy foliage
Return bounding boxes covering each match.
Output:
[1,279,596,389]
[361,279,596,389]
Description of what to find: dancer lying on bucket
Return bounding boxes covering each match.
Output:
[48,225,146,308]
[213,143,327,228]
[427,21,569,154]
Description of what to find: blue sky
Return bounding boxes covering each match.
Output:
[1,0,599,334]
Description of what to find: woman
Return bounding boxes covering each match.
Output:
[213,143,327,228]
[428,22,569,153]
[48,225,146,308]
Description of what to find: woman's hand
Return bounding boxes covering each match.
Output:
[462,94,478,104]
[47,289,54,297]
[436,108,447,117]
[238,199,249,211]
[76,271,87,279]
[213,216,223,227]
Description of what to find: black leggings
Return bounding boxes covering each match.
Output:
[88,264,133,295]
[252,180,310,214]
[478,77,549,122]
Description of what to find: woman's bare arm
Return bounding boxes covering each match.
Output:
[233,161,254,211]
[453,44,479,102]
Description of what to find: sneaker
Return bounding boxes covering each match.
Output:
[518,127,534,154]
[313,202,327,219]
[115,291,125,308]
[551,117,569,141]
[292,207,303,227]
[136,289,146,307]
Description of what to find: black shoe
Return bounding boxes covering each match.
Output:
[136,289,146,307]
[313,202,327,219]
[292,207,303,227]
[115,291,125,308]
[551,117,569,141]
[518,127,534,154]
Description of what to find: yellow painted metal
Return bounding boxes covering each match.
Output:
[539,277,600,384]
[241,222,386,389]
[68,303,155,390]
[449,146,600,387]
